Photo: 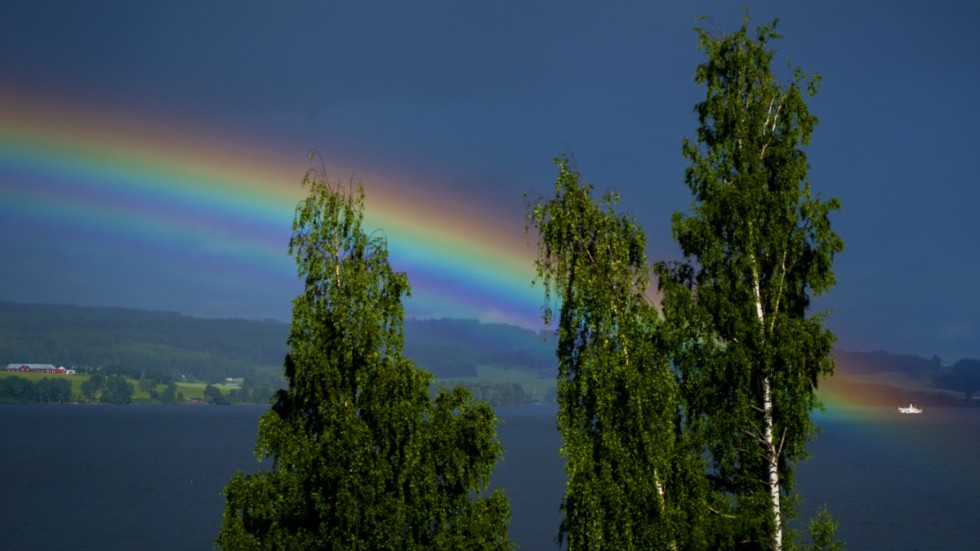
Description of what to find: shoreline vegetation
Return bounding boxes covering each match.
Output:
[0,370,551,407]
[0,362,554,407]
[0,370,257,405]
[3,355,979,409]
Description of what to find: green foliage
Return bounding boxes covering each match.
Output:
[451,381,529,407]
[1,375,37,403]
[525,13,845,551]
[101,374,134,405]
[0,371,252,406]
[216,169,512,550]
[526,158,707,550]
[35,377,73,403]
[786,507,845,551]
[80,373,133,404]
[204,384,230,405]
[138,375,156,393]
[160,382,178,404]
[77,372,132,404]
[656,13,843,550]
[0,375,72,403]
[802,507,845,551]
[81,372,105,402]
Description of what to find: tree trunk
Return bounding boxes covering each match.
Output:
[763,375,782,551]
[754,263,782,551]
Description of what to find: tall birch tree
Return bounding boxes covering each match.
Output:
[656,16,843,551]
[527,157,708,550]
[217,167,512,551]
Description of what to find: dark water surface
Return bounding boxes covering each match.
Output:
[1,404,978,550]
[0,405,261,551]
[795,407,980,551]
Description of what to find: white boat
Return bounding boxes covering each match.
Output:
[898,403,922,414]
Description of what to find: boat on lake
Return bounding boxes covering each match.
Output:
[898,403,922,414]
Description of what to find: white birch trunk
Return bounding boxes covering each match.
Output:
[753,264,783,551]
[763,376,782,551]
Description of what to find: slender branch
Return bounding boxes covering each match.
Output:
[759,94,784,159]
[776,426,788,458]
[708,506,738,520]
[770,247,788,332]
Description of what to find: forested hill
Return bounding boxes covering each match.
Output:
[8,301,973,405]
[0,301,289,383]
[0,301,554,382]
[403,318,553,378]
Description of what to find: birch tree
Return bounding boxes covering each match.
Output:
[527,157,708,550]
[656,16,843,551]
[217,167,512,551]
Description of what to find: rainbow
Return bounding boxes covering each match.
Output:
[0,89,919,417]
[0,89,543,327]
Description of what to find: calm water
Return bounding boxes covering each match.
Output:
[1,404,977,550]
[795,407,980,551]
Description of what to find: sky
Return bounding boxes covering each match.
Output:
[1,1,977,362]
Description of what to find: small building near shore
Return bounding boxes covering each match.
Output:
[5,363,70,374]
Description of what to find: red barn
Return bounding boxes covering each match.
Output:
[5,363,60,373]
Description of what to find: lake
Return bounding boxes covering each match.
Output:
[1,404,977,550]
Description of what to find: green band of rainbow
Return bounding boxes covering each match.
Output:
[0,90,543,328]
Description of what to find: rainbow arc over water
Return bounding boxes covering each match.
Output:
[0,90,542,327]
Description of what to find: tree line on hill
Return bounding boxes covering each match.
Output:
[0,302,554,389]
[933,358,980,400]
[0,300,288,385]
[404,318,554,377]
[0,298,555,407]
